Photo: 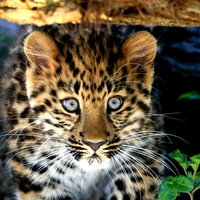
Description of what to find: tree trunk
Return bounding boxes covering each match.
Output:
[0,0,200,26]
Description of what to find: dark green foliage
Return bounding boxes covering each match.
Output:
[158,150,200,200]
[0,29,15,66]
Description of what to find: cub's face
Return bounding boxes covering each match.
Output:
[24,29,157,171]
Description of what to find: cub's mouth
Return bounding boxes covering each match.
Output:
[87,153,103,165]
[77,152,111,171]
[89,153,99,159]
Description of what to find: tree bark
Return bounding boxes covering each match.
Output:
[0,0,200,26]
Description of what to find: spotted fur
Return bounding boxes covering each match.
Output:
[1,23,164,200]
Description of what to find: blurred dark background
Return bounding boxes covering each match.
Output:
[0,19,200,199]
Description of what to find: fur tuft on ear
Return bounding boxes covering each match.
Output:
[121,31,157,66]
[118,31,157,90]
[24,31,60,68]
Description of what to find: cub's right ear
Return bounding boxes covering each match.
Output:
[121,31,157,66]
[24,31,60,68]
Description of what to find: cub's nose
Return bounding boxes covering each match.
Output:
[83,139,107,151]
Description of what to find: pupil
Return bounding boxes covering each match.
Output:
[113,99,118,105]
[112,100,118,106]
[68,100,76,108]
[70,101,75,106]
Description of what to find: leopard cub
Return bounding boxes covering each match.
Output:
[1,23,164,200]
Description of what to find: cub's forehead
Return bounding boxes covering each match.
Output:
[59,41,121,89]
[61,34,120,68]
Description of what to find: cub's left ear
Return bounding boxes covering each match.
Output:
[121,31,157,66]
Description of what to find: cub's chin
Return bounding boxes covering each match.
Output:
[77,156,111,171]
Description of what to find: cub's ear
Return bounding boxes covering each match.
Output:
[121,31,157,66]
[24,31,60,68]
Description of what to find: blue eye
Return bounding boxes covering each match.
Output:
[62,98,79,113]
[107,96,124,111]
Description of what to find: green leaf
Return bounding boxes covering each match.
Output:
[195,178,200,187]
[195,172,200,181]
[187,171,193,180]
[169,150,187,163]
[177,91,200,101]
[169,150,188,171]
[187,161,198,172]
[172,175,194,193]
[194,172,200,187]
[158,180,178,200]
[160,176,175,187]
[179,163,189,171]
[190,154,200,165]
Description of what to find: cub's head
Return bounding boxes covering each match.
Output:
[24,28,157,171]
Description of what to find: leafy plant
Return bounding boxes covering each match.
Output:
[158,150,200,200]
[177,91,200,101]
[0,29,15,66]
